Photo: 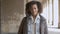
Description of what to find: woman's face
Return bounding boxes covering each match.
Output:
[31,4,38,16]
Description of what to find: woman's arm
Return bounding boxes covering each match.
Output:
[18,17,26,34]
[44,20,48,34]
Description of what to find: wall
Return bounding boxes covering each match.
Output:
[1,0,24,33]
[58,0,60,28]
[0,0,1,33]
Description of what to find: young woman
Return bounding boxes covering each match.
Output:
[18,1,48,34]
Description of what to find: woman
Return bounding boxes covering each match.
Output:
[18,1,48,34]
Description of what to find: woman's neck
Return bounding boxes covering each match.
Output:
[32,14,37,21]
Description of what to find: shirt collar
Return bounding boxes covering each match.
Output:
[28,13,40,22]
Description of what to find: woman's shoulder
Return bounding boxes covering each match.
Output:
[40,15,46,21]
[22,17,27,21]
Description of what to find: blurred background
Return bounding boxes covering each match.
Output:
[0,0,60,34]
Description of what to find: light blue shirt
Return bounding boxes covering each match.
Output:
[27,14,40,34]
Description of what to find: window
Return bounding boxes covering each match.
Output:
[41,0,59,28]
